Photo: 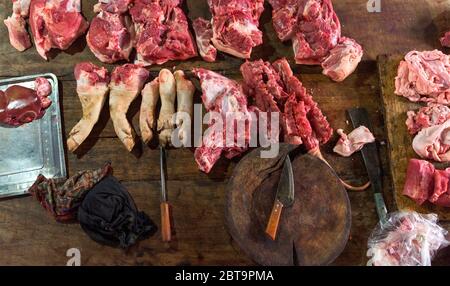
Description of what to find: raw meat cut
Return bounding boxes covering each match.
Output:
[87,11,134,63]
[29,0,89,60]
[67,62,110,152]
[406,103,450,135]
[0,77,52,127]
[207,0,264,59]
[193,18,217,62]
[156,69,176,147]
[333,126,375,157]
[267,0,363,81]
[140,78,160,144]
[93,0,132,14]
[109,64,149,151]
[193,68,254,173]
[395,50,450,104]
[321,37,363,82]
[441,31,450,48]
[412,119,450,162]
[403,159,435,205]
[4,0,32,52]
[130,0,197,66]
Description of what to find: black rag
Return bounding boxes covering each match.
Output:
[78,175,156,248]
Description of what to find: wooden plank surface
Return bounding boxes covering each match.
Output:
[378,55,450,220]
[0,0,449,266]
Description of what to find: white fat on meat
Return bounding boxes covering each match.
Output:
[333,126,375,157]
[412,119,450,162]
[4,13,31,52]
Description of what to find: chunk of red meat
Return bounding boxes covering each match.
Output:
[93,0,132,14]
[406,103,450,135]
[441,31,450,48]
[193,17,217,62]
[403,159,435,205]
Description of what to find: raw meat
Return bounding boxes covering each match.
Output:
[441,31,450,48]
[193,18,217,62]
[412,119,450,162]
[12,0,32,16]
[140,78,160,145]
[0,77,52,126]
[193,68,254,173]
[67,62,110,152]
[395,50,450,104]
[208,0,264,59]
[29,0,89,60]
[86,11,134,63]
[130,0,197,66]
[93,0,132,14]
[321,37,363,82]
[4,9,32,52]
[109,64,149,151]
[406,103,450,135]
[333,126,375,157]
[403,159,435,205]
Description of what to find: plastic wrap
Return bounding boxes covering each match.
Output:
[367,211,449,266]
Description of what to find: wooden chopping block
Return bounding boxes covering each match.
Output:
[225,144,351,266]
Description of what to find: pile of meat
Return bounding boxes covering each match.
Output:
[193,0,264,61]
[87,0,197,66]
[67,62,194,152]
[267,0,363,82]
[0,77,52,126]
[4,0,89,59]
[395,50,450,104]
[403,159,450,208]
[441,31,450,48]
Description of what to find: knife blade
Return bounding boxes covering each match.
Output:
[160,146,171,242]
[347,108,388,224]
[265,155,295,240]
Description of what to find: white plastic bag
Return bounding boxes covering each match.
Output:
[367,211,449,266]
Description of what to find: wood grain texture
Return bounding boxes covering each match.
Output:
[378,55,450,220]
[0,0,449,266]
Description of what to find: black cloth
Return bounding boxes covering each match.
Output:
[78,175,156,248]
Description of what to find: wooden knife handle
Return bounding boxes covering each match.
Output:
[265,199,284,240]
[160,202,171,242]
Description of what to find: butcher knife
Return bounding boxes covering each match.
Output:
[347,108,388,224]
[265,156,295,240]
[160,146,172,241]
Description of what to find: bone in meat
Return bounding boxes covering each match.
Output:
[157,69,176,147]
[174,70,195,147]
[140,78,159,144]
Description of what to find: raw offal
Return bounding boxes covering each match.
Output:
[395,50,450,104]
[130,0,197,66]
[140,78,160,145]
[412,119,450,162]
[267,0,363,82]
[157,69,176,147]
[406,103,450,135]
[67,62,111,152]
[86,11,134,63]
[193,17,217,62]
[29,0,89,60]
[321,37,363,82]
[93,0,132,14]
[174,70,195,147]
[193,68,254,173]
[0,77,52,127]
[403,159,435,205]
[333,126,375,157]
[367,211,449,266]
[109,64,149,151]
[4,11,32,51]
[441,31,450,48]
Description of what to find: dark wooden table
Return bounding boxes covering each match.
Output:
[0,0,449,266]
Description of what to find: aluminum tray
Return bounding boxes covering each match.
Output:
[0,73,67,198]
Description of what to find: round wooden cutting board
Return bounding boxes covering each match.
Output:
[225,144,351,266]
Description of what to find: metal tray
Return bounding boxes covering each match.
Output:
[0,73,67,198]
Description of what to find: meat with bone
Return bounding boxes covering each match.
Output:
[86,11,134,63]
[93,0,132,14]
[333,126,375,157]
[395,50,450,104]
[207,0,264,59]
[140,78,160,145]
[0,77,52,127]
[4,0,32,52]
[67,62,110,152]
[109,64,149,151]
[441,31,450,48]
[157,69,176,147]
[130,0,197,66]
[193,68,254,173]
[174,70,195,147]
[403,159,435,205]
[321,37,363,82]
[29,0,89,60]
[193,18,217,63]
[406,103,450,135]
[412,119,450,162]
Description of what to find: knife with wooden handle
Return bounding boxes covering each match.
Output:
[160,146,171,242]
[265,156,295,240]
